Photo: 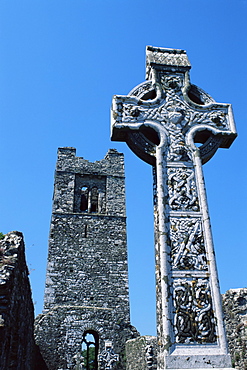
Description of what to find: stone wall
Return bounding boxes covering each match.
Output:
[126,336,157,370]
[35,148,139,370]
[0,231,35,370]
[223,288,247,369]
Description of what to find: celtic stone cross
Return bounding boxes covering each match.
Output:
[111,46,236,370]
[98,341,119,370]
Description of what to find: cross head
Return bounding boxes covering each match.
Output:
[111,46,236,370]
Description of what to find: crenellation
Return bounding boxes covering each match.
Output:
[56,148,125,178]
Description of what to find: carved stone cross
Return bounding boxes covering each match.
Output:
[98,341,119,370]
[111,46,236,370]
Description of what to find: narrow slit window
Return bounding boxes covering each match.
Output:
[80,186,89,212]
[90,187,98,213]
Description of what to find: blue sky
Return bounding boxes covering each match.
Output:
[0,0,246,336]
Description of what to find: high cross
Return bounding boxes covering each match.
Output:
[111,46,237,370]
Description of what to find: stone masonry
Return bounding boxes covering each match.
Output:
[223,289,247,369]
[35,147,139,370]
[126,336,158,370]
[111,46,236,369]
[0,231,35,370]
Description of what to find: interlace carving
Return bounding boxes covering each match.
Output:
[111,46,237,362]
[129,81,153,98]
[174,279,217,344]
[121,86,228,163]
[122,100,227,130]
[168,168,199,211]
[161,75,184,92]
[170,218,207,270]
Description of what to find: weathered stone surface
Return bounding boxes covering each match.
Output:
[223,289,247,369]
[35,148,139,370]
[0,231,35,370]
[111,45,236,369]
[126,336,157,370]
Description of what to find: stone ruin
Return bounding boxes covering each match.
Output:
[222,289,247,369]
[34,147,139,370]
[0,231,35,369]
[0,46,246,370]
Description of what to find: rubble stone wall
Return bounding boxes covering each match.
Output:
[126,336,157,370]
[223,288,247,369]
[0,231,35,370]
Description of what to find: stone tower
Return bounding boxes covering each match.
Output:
[35,147,138,370]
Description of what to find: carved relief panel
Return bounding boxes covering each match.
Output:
[167,168,199,211]
[170,217,207,271]
[173,278,217,344]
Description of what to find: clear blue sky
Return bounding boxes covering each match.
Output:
[0,0,246,336]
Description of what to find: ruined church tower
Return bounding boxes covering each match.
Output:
[35,147,138,370]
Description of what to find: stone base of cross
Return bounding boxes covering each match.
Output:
[111,46,236,370]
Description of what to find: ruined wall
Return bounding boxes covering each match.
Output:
[223,288,247,369]
[0,231,35,370]
[35,148,139,370]
[126,336,157,370]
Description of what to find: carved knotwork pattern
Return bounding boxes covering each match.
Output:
[123,72,227,128]
[122,101,190,162]
[122,100,227,130]
[168,168,199,211]
[129,81,153,98]
[122,87,227,162]
[121,76,228,161]
[170,218,207,270]
[173,279,217,344]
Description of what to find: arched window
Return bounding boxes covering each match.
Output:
[90,186,98,213]
[80,186,89,212]
[81,330,99,370]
